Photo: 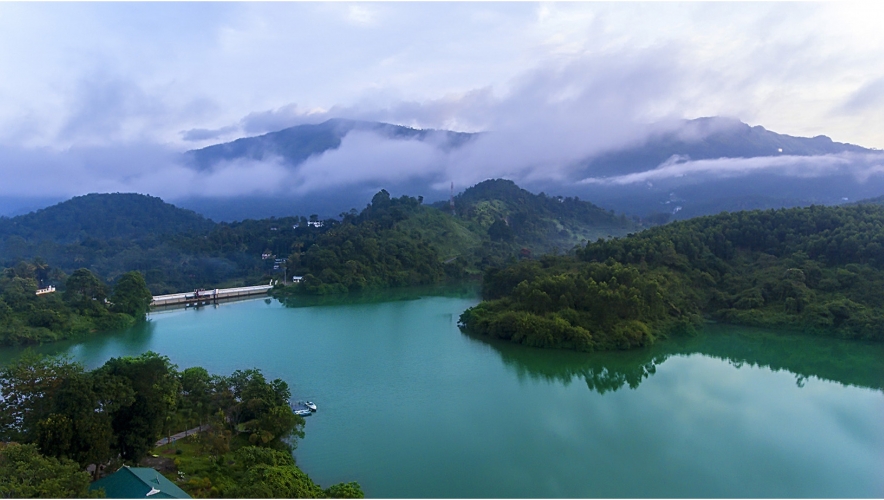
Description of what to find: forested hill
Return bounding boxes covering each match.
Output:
[460,204,884,352]
[435,179,636,254]
[0,193,214,244]
[0,181,636,297]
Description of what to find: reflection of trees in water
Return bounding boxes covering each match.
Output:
[688,324,884,392]
[465,323,884,394]
[278,283,480,309]
[0,319,158,369]
[463,328,676,393]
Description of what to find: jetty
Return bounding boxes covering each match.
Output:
[151,285,273,308]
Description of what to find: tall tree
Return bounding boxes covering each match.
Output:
[64,268,107,313]
[0,351,83,443]
[98,352,180,461]
[110,271,153,320]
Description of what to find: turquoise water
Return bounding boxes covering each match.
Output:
[1,289,882,498]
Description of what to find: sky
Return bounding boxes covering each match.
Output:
[1,2,883,202]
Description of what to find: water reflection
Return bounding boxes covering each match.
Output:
[464,323,884,394]
[278,283,481,309]
[0,319,159,368]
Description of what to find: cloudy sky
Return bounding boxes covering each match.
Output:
[1,2,883,201]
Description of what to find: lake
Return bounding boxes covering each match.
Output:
[1,286,882,498]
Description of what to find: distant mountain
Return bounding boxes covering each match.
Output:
[186,118,476,169]
[173,116,882,222]
[579,117,873,178]
[0,193,214,245]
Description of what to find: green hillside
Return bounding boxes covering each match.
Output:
[460,204,884,352]
[0,192,213,244]
[439,179,637,255]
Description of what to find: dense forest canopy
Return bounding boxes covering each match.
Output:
[0,263,152,346]
[0,180,636,299]
[434,179,636,254]
[460,204,884,351]
[0,351,362,498]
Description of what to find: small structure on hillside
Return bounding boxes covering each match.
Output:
[35,285,56,295]
[89,466,190,498]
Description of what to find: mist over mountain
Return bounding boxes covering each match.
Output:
[574,117,872,177]
[167,116,883,222]
[187,118,476,171]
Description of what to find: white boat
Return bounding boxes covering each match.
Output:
[305,401,317,412]
[293,408,311,417]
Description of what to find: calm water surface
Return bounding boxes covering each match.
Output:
[1,287,882,498]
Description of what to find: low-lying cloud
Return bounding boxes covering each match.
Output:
[578,152,884,187]
[2,37,883,208]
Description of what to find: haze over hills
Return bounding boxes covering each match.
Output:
[187,118,476,170]
[168,116,884,222]
[575,117,873,177]
[2,117,882,223]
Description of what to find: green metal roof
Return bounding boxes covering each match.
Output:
[89,466,191,499]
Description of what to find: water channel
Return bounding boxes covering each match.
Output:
[1,286,882,498]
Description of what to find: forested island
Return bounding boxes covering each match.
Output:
[460,204,884,351]
[0,351,362,498]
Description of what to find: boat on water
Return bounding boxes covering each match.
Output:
[290,400,317,415]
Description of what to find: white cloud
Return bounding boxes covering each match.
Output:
[578,152,884,187]
[1,2,883,205]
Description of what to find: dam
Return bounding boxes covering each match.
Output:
[151,285,274,308]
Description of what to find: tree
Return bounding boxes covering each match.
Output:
[488,219,514,242]
[0,351,84,443]
[226,369,302,447]
[35,371,125,469]
[325,482,365,498]
[226,447,323,498]
[180,367,213,428]
[0,443,93,498]
[110,271,153,320]
[98,352,180,461]
[64,268,108,313]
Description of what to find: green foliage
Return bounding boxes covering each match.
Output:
[0,263,148,346]
[223,369,304,447]
[463,204,884,351]
[0,351,85,444]
[461,258,698,352]
[2,182,637,301]
[324,482,365,498]
[109,271,153,319]
[98,352,181,462]
[439,179,637,254]
[0,443,95,498]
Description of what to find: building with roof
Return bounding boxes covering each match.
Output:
[88,466,191,498]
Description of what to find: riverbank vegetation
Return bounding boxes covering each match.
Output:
[460,204,884,351]
[0,263,152,346]
[0,351,362,498]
